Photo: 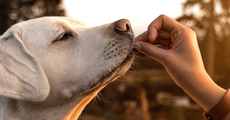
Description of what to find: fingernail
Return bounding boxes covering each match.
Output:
[133,42,141,50]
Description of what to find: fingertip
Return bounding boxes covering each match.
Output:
[133,45,147,57]
[134,31,149,42]
[149,33,154,43]
[133,49,147,58]
[134,41,166,62]
[133,42,141,50]
[148,26,157,43]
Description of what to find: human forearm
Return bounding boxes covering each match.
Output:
[134,15,230,120]
[172,69,226,112]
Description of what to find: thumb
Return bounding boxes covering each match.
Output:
[133,41,168,63]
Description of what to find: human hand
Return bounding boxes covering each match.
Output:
[133,15,227,113]
[133,15,205,87]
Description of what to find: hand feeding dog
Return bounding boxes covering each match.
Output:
[0,17,134,120]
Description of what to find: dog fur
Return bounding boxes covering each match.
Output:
[0,17,134,120]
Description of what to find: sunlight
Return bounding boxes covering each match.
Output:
[64,0,185,36]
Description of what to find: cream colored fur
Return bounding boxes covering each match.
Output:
[0,17,134,120]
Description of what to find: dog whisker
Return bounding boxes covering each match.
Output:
[53,97,65,113]
[91,92,111,105]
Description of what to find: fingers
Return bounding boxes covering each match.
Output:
[158,30,171,39]
[134,29,173,58]
[133,41,168,62]
[133,40,172,58]
[135,30,172,48]
[135,30,171,45]
[135,31,149,42]
[133,48,147,58]
[133,15,181,61]
[148,15,180,43]
[135,14,181,45]
[154,37,171,47]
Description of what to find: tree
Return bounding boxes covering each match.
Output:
[0,0,65,35]
[177,0,230,79]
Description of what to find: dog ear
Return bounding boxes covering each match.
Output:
[0,27,50,102]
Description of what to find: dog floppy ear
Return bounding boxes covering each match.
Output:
[0,26,50,102]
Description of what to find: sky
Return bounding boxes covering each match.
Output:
[64,0,185,36]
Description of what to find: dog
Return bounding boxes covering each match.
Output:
[0,17,134,120]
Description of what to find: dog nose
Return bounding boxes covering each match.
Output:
[114,19,131,32]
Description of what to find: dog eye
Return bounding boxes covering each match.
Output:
[54,33,73,42]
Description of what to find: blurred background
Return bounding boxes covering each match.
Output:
[0,0,230,119]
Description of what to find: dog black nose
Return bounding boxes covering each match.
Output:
[114,19,131,32]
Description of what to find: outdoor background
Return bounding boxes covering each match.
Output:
[0,0,230,120]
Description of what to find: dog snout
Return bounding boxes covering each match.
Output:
[114,19,131,32]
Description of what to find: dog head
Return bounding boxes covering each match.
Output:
[0,17,134,119]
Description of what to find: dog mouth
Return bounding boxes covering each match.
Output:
[83,50,134,95]
[80,20,135,96]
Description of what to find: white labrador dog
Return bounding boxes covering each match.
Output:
[0,17,134,120]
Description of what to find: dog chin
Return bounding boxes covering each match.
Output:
[83,51,134,95]
[104,51,134,83]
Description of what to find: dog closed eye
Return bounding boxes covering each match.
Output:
[53,33,73,43]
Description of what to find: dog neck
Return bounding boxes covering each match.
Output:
[63,77,117,120]
[63,89,102,120]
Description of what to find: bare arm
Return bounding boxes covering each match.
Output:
[134,15,229,119]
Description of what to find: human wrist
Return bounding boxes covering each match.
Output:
[174,70,226,111]
[203,89,230,120]
[167,66,207,90]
